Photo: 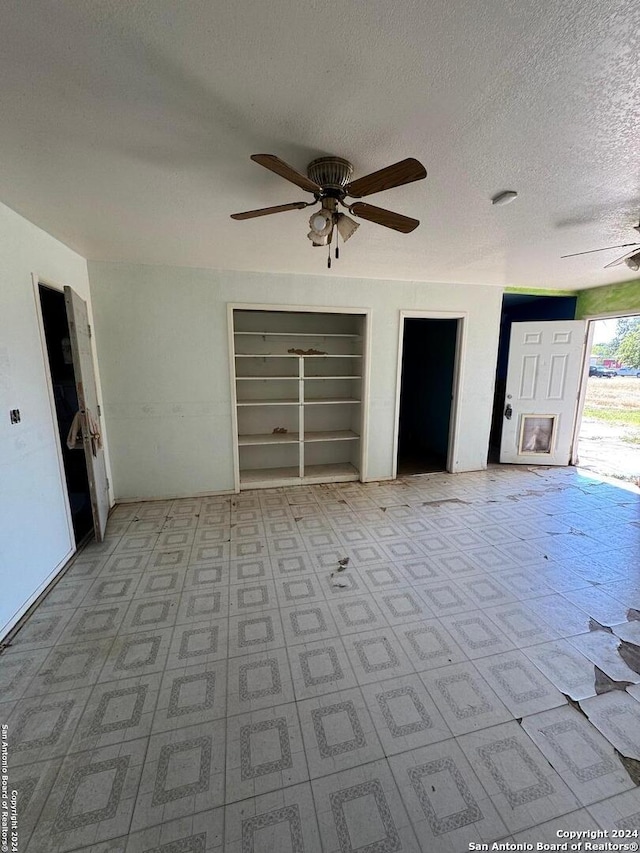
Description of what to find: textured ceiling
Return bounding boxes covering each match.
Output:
[0,0,639,288]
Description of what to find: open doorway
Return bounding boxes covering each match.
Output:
[574,315,640,485]
[38,284,94,543]
[396,317,459,475]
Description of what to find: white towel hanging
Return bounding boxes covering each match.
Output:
[66,408,102,455]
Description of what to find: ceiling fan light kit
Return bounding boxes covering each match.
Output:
[308,208,333,238]
[336,212,359,243]
[624,251,640,272]
[310,213,328,232]
[231,153,427,266]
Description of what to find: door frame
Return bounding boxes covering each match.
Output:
[392,310,467,479]
[31,273,76,555]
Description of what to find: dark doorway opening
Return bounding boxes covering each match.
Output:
[489,293,577,461]
[397,318,458,475]
[39,285,93,544]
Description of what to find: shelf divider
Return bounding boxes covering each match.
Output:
[304,430,360,443]
[236,398,300,407]
[238,433,300,446]
[303,398,361,405]
[236,375,299,380]
[234,331,360,338]
[299,355,305,477]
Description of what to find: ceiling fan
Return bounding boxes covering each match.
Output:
[230,154,427,266]
[561,221,640,271]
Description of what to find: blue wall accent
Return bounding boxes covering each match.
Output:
[495,295,578,380]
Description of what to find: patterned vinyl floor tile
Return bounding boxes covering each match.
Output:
[388,740,509,853]
[457,721,581,833]
[2,469,639,850]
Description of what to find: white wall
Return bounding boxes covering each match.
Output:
[0,202,109,638]
[89,262,503,500]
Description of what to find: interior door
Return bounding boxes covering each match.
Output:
[64,286,109,540]
[500,320,586,465]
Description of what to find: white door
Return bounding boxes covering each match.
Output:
[500,320,587,465]
[64,286,110,541]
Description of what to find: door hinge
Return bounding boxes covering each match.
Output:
[97,404,101,416]
[106,477,110,490]
[88,324,92,338]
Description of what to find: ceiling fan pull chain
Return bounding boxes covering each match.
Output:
[335,220,340,260]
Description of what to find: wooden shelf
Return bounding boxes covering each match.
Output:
[303,463,359,483]
[237,375,361,380]
[240,466,301,487]
[235,353,361,359]
[304,398,360,405]
[238,433,300,446]
[239,462,358,488]
[304,430,359,443]
[236,398,299,407]
[235,331,359,338]
[237,429,359,446]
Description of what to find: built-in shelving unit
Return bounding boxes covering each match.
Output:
[231,308,367,489]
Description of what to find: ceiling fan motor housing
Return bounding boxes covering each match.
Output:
[307,157,354,195]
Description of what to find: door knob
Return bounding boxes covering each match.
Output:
[505,404,513,420]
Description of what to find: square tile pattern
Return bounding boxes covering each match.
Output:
[1,468,639,850]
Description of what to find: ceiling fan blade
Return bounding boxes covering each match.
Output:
[604,248,640,269]
[251,154,322,194]
[345,158,427,199]
[230,201,310,220]
[349,202,419,233]
[561,243,640,259]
